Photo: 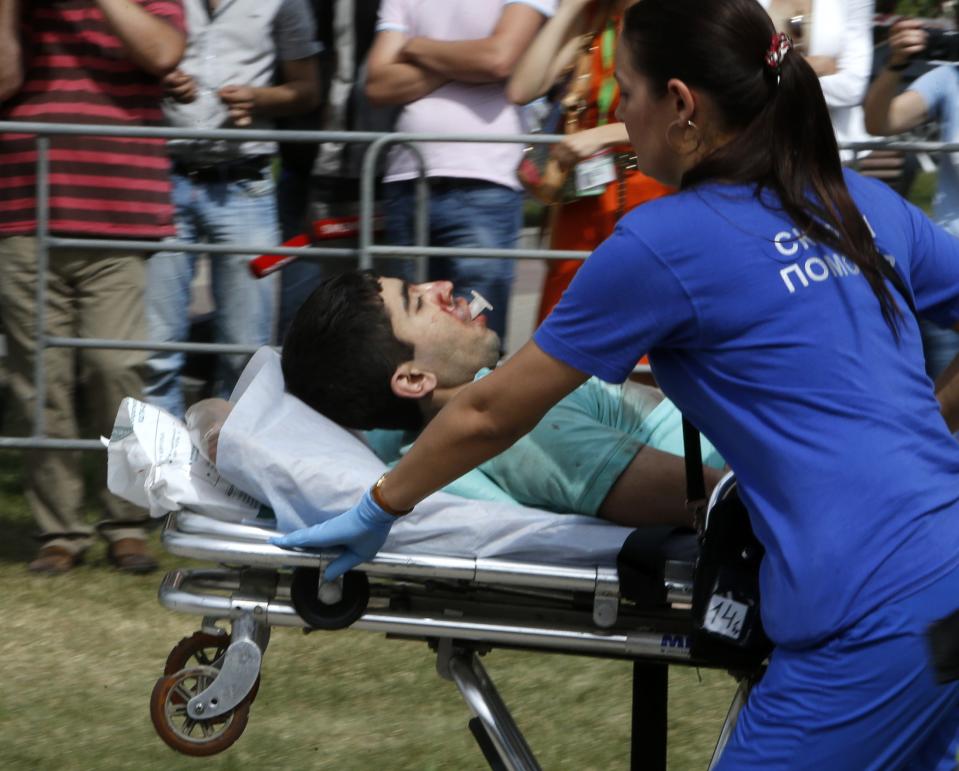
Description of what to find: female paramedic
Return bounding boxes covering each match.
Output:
[273,0,959,765]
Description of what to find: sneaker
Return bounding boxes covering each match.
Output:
[107,538,158,574]
[28,546,80,574]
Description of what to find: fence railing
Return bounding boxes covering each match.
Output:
[0,120,950,450]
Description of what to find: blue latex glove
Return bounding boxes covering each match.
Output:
[269,489,396,580]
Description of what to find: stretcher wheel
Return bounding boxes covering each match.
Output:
[164,631,229,674]
[164,631,260,702]
[290,567,370,629]
[150,666,251,756]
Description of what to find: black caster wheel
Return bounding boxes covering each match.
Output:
[290,567,370,629]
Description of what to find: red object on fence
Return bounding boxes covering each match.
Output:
[248,214,385,279]
[249,233,310,278]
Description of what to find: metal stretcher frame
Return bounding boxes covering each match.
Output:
[151,476,753,770]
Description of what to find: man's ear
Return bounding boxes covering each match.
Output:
[390,362,438,400]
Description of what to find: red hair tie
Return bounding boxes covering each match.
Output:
[764,32,792,83]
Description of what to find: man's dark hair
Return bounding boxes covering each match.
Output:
[281,270,424,431]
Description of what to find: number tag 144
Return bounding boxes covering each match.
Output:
[703,593,749,641]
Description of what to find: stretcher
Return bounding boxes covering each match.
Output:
[142,350,760,769]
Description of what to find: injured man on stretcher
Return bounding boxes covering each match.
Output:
[212,269,723,530]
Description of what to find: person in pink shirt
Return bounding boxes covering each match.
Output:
[365,0,557,339]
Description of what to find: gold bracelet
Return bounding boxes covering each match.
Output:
[371,472,414,517]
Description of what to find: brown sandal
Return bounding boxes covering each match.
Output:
[107,538,158,574]
[28,546,81,575]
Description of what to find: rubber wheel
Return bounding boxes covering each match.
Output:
[164,631,260,702]
[150,666,251,757]
[164,631,229,674]
[290,568,370,629]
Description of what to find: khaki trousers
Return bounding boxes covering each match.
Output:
[0,236,150,555]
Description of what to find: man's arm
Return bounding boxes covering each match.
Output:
[401,3,548,84]
[863,19,930,136]
[599,446,721,529]
[936,348,959,433]
[219,56,321,127]
[365,29,448,107]
[94,0,185,77]
[0,0,22,101]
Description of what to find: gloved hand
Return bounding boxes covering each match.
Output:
[268,489,396,580]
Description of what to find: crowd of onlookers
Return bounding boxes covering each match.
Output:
[0,0,957,574]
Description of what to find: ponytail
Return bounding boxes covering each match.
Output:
[623,0,903,332]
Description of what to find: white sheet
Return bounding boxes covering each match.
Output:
[216,348,633,567]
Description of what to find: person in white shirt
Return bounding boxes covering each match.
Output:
[365,0,557,339]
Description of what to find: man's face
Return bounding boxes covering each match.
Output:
[379,278,501,387]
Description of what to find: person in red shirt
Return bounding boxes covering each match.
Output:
[507,0,671,323]
[0,0,185,574]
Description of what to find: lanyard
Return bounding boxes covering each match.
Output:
[595,19,618,127]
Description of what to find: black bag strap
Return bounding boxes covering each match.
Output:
[682,417,707,533]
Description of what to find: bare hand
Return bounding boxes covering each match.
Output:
[0,37,23,102]
[551,127,610,171]
[184,398,233,466]
[887,18,927,69]
[162,68,198,103]
[218,84,256,127]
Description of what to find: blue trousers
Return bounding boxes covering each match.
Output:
[920,318,959,381]
[276,164,322,342]
[145,170,280,418]
[716,563,959,770]
[384,178,523,339]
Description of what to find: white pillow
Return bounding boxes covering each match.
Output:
[216,348,632,567]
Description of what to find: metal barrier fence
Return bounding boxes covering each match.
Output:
[0,120,953,451]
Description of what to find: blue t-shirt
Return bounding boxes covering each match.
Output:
[909,65,959,235]
[535,169,959,649]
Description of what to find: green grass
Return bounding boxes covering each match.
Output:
[0,450,737,770]
[0,163,942,770]
[908,170,937,216]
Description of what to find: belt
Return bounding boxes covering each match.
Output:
[173,156,272,183]
[423,177,490,189]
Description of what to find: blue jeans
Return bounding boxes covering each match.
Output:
[276,164,322,342]
[920,318,959,381]
[384,178,523,339]
[145,170,280,418]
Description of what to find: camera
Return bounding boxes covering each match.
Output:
[918,27,959,62]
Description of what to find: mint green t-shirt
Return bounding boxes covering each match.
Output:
[365,372,724,515]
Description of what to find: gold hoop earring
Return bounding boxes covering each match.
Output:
[666,121,685,153]
[666,119,698,153]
